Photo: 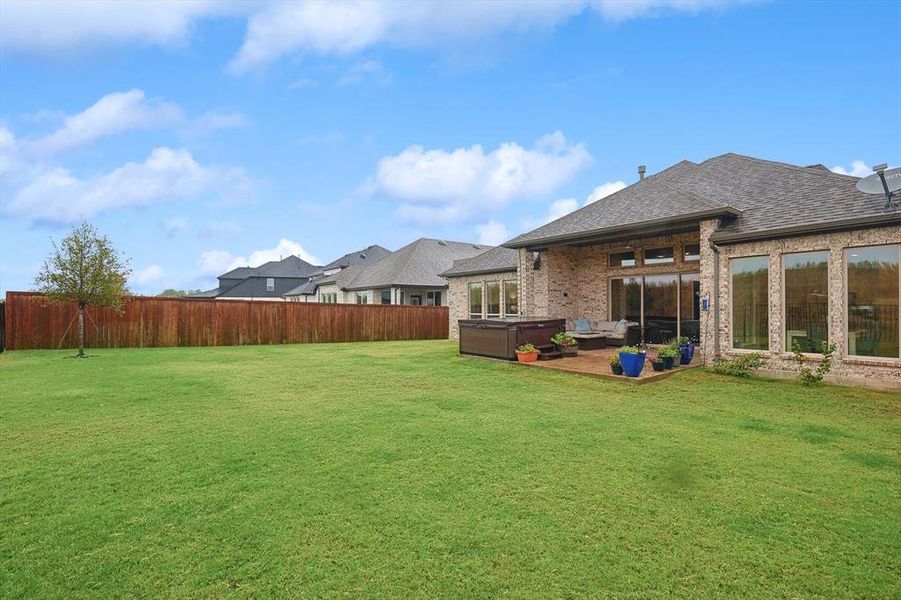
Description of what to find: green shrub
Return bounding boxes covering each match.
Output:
[551,332,577,346]
[516,343,538,353]
[618,345,642,355]
[792,340,837,386]
[712,353,764,378]
[658,346,679,359]
[609,353,621,367]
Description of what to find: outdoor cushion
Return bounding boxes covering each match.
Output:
[614,319,629,335]
[573,319,591,333]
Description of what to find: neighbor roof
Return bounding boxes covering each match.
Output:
[220,254,320,279]
[440,245,519,277]
[284,245,394,296]
[504,153,901,248]
[339,238,487,290]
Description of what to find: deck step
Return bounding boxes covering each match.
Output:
[538,350,562,360]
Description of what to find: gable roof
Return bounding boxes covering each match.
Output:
[440,245,519,277]
[338,238,487,290]
[220,254,320,279]
[320,245,392,271]
[505,153,900,248]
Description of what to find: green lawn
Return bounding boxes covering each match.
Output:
[1,341,899,598]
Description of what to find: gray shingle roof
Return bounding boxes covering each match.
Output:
[340,238,487,290]
[440,245,519,277]
[505,153,901,248]
[220,254,320,279]
[321,245,392,271]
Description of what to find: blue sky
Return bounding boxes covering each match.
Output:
[1,0,899,295]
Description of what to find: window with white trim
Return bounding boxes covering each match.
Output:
[266,278,275,292]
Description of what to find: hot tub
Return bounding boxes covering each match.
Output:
[458,318,566,360]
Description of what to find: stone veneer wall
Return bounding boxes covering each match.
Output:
[446,271,519,339]
[713,225,900,385]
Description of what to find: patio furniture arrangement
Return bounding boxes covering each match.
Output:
[566,319,641,349]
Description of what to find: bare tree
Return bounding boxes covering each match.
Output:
[34,221,131,357]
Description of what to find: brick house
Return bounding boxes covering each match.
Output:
[456,153,900,387]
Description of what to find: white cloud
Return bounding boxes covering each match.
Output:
[476,220,512,246]
[0,125,22,176]
[369,131,592,224]
[133,264,165,285]
[1,1,749,68]
[4,147,255,223]
[163,217,190,237]
[229,1,746,73]
[182,110,247,137]
[27,90,182,156]
[830,161,871,178]
[0,0,240,54]
[199,239,321,277]
[585,180,627,204]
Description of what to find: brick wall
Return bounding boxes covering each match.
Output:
[446,271,518,339]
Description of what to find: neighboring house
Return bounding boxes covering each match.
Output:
[441,245,520,338]
[191,255,321,300]
[311,238,488,305]
[456,152,898,386]
[284,245,392,302]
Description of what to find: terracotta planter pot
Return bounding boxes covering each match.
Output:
[516,351,539,363]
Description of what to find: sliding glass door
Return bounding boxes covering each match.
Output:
[644,275,678,344]
[610,273,701,345]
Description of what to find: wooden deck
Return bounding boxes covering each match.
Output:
[513,348,700,383]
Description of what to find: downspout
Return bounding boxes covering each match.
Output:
[709,239,721,359]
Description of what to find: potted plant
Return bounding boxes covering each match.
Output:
[650,355,666,372]
[676,336,695,365]
[515,343,540,363]
[609,353,623,375]
[551,332,579,357]
[658,345,679,369]
[618,345,646,377]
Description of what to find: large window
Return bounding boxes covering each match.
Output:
[486,282,501,318]
[610,274,701,344]
[684,243,701,262]
[319,292,337,303]
[609,251,636,267]
[427,291,442,306]
[847,245,900,358]
[504,280,518,317]
[356,293,367,304]
[731,256,769,350]
[468,283,483,319]
[645,247,674,265]
[610,277,641,323]
[679,272,701,341]
[381,290,391,304]
[784,251,828,352]
[643,274,678,343]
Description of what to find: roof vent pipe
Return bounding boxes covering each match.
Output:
[638,165,646,181]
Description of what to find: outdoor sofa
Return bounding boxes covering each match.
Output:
[566,319,641,349]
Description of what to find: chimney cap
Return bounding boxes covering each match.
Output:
[638,164,647,180]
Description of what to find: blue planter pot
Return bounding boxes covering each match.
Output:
[619,352,646,377]
[679,344,694,365]
[663,356,675,370]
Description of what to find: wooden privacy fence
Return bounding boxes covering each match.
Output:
[3,292,449,350]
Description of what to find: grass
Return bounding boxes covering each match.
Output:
[1,341,899,598]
